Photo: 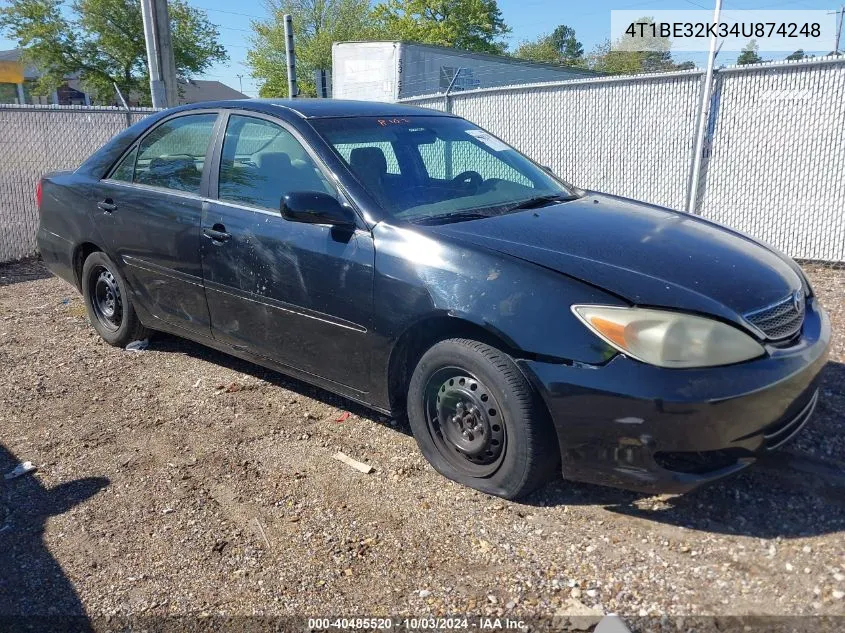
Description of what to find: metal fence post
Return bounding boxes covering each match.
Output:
[443,67,463,114]
[686,67,722,215]
[284,14,298,98]
[443,68,463,180]
[113,82,132,127]
[686,0,723,214]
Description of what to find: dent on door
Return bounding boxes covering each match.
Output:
[201,201,375,392]
[96,182,211,335]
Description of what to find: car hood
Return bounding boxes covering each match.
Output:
[424,193,802,323]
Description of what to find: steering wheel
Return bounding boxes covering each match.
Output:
[450,170,484,190]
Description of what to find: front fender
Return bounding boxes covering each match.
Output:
[372,223,622,365]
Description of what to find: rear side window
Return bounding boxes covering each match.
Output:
[133,114,217,193]
[217,114,332,210]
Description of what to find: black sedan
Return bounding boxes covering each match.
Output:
[36,99,830,499]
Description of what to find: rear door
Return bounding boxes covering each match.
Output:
[97,111,220,337]
[200,111,374,392]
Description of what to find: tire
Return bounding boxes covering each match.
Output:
[81,251,149,347]
[407,338,560,499]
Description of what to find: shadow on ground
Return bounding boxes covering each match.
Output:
[152,333,845,541]
[0,258,54,287]
[525,462,845,540]
[524,361,845,540]
[152,333,413,437]
[0,442,108,628]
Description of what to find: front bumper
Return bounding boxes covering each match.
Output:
[518,298,831,493]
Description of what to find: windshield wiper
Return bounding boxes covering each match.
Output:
[504,193,579,212]
[408,193,579,225]
[411,211,493,226]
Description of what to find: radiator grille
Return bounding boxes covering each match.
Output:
[744,292,805,340]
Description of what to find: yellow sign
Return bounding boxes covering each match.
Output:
[0,60,24,84]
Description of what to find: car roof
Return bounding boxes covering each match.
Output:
[172,98,455,119]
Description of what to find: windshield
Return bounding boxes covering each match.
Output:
[310,116,576,223]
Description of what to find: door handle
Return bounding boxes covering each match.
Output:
[97,199,117,213]
[203,225,231,243]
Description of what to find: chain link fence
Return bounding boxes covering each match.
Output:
[402,57,845,264]
[0,104,156,262]
[1,62,843,264]
[694,59,845,262]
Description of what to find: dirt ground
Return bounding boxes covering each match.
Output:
[0,259,844,628]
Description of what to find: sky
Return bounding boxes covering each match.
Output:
[1,0,841,98]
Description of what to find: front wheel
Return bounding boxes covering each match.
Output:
[407,338,560,499]
[81,251,149,347]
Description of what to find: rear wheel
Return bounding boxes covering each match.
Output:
[81,251,149,347]
[407,338,560,499]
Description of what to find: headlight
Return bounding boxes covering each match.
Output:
[571,305,765,368]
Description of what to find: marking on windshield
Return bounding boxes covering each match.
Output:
[376,118,411,127]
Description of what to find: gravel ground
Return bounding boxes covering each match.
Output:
[0,259,844,628]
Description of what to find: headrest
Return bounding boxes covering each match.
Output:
[255,152,292,172]
[349,146,387,176]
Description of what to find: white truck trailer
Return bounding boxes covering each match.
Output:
[331,41,598,102]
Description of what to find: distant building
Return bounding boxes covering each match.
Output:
[0,49,89,105]
[0,49,247,106]
[175,79,247,104]
[332,41,601,102]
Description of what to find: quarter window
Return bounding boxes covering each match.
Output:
[134,114,217,194]
[218,115,333,210]
[110,146,137,182]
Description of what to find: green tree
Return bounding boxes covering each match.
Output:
[0,0,227,104]
[785,49,808,61]
[513,38,560,64]
[514,24,584,66]
[249,0,373,97]
[548,25,584,63]
[586,18,694,75]
[737,40,763,65]
[371,0,510,55]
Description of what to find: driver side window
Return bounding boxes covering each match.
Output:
[218,115,333,210]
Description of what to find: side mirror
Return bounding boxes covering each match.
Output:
[281,191,356,229]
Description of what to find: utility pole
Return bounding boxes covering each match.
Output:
[156,0,178,106]
[283,14,298,98]
[141,0,179,108]
[236,74,244,93]
[141,0,164,108]
[686,0,722,214]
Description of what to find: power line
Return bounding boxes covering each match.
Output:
[193,6,265,20]
[215,25,253,33]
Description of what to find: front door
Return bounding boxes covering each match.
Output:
[96,112,219,337]
[200,112,374,392]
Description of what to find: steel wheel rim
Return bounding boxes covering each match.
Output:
[90,265,123,331]
[424,367,507,478]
